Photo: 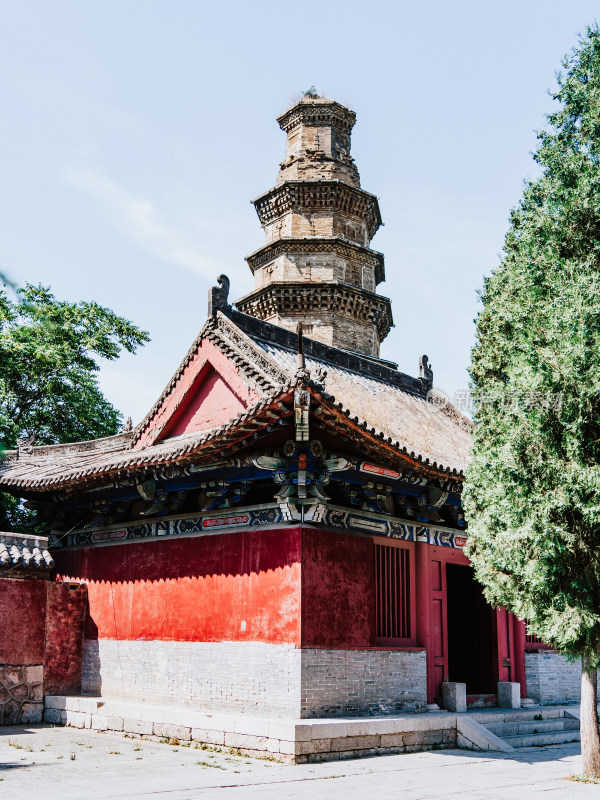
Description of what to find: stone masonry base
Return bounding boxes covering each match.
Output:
[44,696,507,764]
[0,665,44,725]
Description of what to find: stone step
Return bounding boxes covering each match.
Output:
[504,730,581,748]
[485,718,580,738]
[473,708,566,725]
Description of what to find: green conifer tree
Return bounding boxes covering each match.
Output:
[464,26,600,778]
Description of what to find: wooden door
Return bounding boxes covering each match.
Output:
[495,607,516,684]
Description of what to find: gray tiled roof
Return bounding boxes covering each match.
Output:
[0,532,54,572]
[0,308,471,491]
[242,316,472,474]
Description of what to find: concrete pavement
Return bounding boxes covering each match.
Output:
[0,724,597,799]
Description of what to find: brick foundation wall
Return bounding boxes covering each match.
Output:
[300,649,427,717]
[81,639,303,716]
[82,639,427,718]
[525,650,600,704]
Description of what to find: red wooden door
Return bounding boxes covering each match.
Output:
[429,559,448,703]
[495,607,516,684]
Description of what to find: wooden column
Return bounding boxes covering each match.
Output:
[512,617,527,698]
[415,540,433,701]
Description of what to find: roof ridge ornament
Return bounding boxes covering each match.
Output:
[17,433,35,457]
[419,355,433,393]
[208,274,231,317]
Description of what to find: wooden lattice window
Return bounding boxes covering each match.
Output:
[374,541,413,643]
[526,633,544,644]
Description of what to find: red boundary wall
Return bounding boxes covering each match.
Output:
[0,578,86,695]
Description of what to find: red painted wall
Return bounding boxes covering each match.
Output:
[44,582,86,695]
[135,339,260,448]
[55,528,302,645]
[0,578,47,664]
[167,367,245,437]
[301,528,375,648]
[0,577,85,697]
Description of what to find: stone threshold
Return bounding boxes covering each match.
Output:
[44,696,513,764]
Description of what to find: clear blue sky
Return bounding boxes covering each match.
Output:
[1,1,598,424]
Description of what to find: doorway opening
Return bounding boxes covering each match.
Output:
[446,563,495,694]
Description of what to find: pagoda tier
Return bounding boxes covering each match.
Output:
[236,95,393,358]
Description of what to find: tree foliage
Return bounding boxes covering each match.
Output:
[464,25,600,662]
[0,283,149,528]
[464,28,600,775]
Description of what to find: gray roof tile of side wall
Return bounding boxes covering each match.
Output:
[0,531,54,571]
[250,337,472,473]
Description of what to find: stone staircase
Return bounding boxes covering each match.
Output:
[475,708,580,748]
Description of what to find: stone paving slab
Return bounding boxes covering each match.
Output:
[0,724,594,799]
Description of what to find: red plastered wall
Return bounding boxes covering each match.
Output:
[43,582,87,695]
[54,527,302,645]
[0,578,47,664]
[300,528,375,648]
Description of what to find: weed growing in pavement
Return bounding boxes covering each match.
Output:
[192,742,223,754]
[196,760,225,769]
[8,741,33,751]
[568,775,600,784]
[70,754,76,760]
[108,751,121,755]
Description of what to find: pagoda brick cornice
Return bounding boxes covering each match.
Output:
[276,99,356,137]
[245,237,385,284]
[235,282,393,341]
[252,180,382,239]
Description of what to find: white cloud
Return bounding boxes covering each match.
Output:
[64,166,215,277]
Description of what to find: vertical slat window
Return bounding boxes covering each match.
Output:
[525,633,544,644]
[375,542,411,641]
[525,632,550,649]
[524,620,550,650]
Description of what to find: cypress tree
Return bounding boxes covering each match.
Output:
[464,26,600,777]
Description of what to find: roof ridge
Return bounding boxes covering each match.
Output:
[226,307,428,398]
[212,311,290,388]
[3,431,133,461]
